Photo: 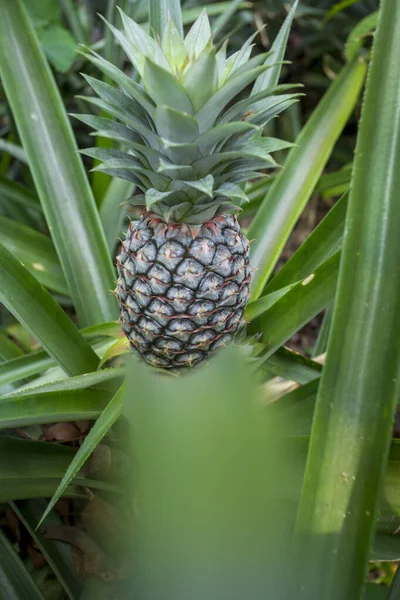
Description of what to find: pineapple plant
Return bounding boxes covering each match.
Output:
[2,0,400,597]
[78,9,297,369]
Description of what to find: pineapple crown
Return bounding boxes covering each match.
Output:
[77,8,300,225]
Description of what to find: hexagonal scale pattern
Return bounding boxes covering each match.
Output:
[116,214,251,369]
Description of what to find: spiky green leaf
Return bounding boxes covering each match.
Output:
[154,105,199,142]
[182,50,218,112]
[143,59,194,114]
[252,0,298,95]
[184,9,211,59]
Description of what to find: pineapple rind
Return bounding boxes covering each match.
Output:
[116,214,251,369]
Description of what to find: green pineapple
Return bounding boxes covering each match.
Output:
[78,9,297,369]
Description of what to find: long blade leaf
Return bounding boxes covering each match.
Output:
[247,252,340,359]
[0,0,118,326]
[0,215,69,295]
[0,437,114,501]
[264,192,348,294]
[40,383,125,526]
[0,529,44,600]
[294,1,400,597]
[0,327,122,388]
[252,0,298,95]
[248,57,366,299]
[11,499,82,600]
[0,388,110,429]
[0,242,99,376]
[149,0,183,38]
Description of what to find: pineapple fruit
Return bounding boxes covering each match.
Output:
[78,9,297,369]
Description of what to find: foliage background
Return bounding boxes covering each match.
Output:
[0,1,398,599]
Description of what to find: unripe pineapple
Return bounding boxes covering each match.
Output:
[78,9,297,369]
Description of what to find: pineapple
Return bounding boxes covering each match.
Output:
[78,9,297,369]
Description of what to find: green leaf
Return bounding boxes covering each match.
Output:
[326,0,364,20]
[145,187,175,209]
[181,3,250,27]
[345,11,379,62]
[388,565,400,598]
[0,215,69,295]
[77,95,159,148]
[238,135,294,156]
[211,0,243,36]
[0,327,122,387]
[83,75,149,127]
[181,175,214,197]
[58,0,87,44]
[0,139,28,164]
[119,8,158,59]
[82,74,149,127]
[312,302,333,358]
[0,437,110,501]
[219,86,296,125]
[266,379,319,437]
[184,8,211,58]
[4,366,123,397]
[12,499,81,600]
[93,159,168,191]
[316,163,352,199]
[37,24,77,72]
[73,113,143,145]
[196,121,257,155]
[100,15,157,79]
[224,30,261,80]
[0,334,25,395]
[262,348,322,385]
[245,283,297,321]
[40,383,125,526]
[215,182,248,204]
[246,95,300,130]
[161,18,187,71]
[0,242,99,376]
[100,177,134,255]
[0,388,110,429]
[82,48,155,116]
[21,0,60,25]
[0,333,24,361]
[143,58,194,114]
[193,148,275,176]
[294,1,400,597]
[196,62,275,132]
[0,528,45,600]
[0,176,42,214]
[123,349,290,598]
[0,0,118,327]
[81,321,123,340]
[182,50,218,112]
[150,0,183,38]
[252,1,298,96]
[81,147,134,164]
[154,105,199,143]
[248,57,367,300]
[161,140,201,166]
[247,252,340,360]
[265,192,348,294]
[0,352,54,387]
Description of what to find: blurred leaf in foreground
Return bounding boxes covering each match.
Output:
[123,348,301,600]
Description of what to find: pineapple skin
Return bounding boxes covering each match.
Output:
[116,213,250,369]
